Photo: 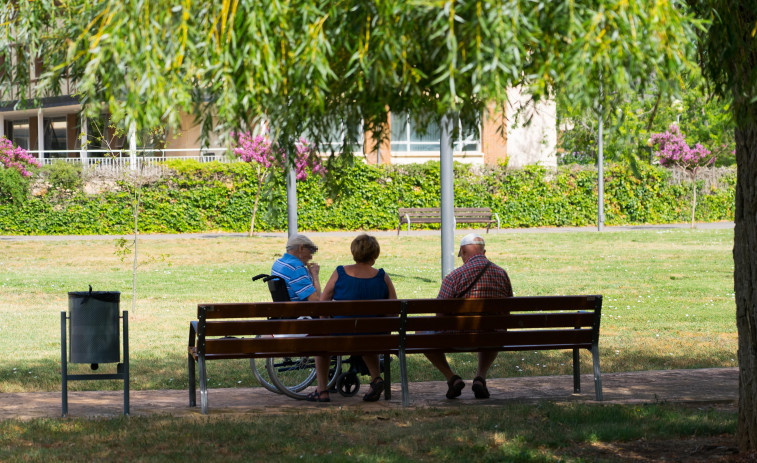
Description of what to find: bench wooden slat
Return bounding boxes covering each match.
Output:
[204,317,402,337]
[404,329,594,350]
[201,313,595,342]
[403,296,600,314]
[403,312,596,332]
[204,335,399,357]
[199,300,405,319]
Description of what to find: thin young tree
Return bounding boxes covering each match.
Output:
[651,124,716,228]
[231,131,323,236]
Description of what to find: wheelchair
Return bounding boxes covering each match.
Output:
[250,273,374,400]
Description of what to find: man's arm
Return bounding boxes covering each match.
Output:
[305,262,321,301]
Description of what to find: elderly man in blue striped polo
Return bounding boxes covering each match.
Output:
[271,234,322,301]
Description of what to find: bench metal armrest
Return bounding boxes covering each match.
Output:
[399,213,411,235]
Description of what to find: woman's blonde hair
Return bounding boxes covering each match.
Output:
[350,234,380,263]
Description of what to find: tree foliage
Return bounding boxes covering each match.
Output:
[558,68,735,166]
[2,0,697,160]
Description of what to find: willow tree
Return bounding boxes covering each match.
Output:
[13,0,757,447]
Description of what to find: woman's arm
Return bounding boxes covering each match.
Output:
[319,269,339,301]
[385,273,397,300]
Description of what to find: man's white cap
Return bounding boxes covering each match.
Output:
[459,233,485,248]
[286,234,316,250]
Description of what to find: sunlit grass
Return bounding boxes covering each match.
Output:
[0,228,737,392]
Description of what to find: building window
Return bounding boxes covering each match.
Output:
[305,121,363,155]
[44,117,67,154]
[9,120,30,150]
[390,112,481,153]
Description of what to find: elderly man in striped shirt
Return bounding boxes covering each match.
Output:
[425,233,513,400]
[271,234,322,301]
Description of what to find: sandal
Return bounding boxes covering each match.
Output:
[363,377,384,402]
[472,376,490,399]
[446,375,465,399]
[305,390,331,403]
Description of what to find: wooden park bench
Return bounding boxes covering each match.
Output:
[397,207,501,235]
[188,295,603,414]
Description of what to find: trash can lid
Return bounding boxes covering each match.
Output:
[68,291,121,303]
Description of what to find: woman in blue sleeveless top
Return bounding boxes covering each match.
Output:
[306,234,397,403]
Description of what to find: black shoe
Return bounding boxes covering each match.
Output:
[446,375,465,399]
[305,390,331,402]
[363,377,384,402]
[472,376,490,399]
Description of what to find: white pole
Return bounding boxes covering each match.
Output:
[80,114,88,166]
[129,122,137,170]
[598,113,604,232]
[440,113,455,278]
[0,114,5,138]
[287,165,297,237]
[37,108,44,160]
[597,73,605,232]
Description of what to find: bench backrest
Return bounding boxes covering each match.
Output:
[398,207,493,222]
[193,295,601,359]
[195,300,404,359]
[401,296,602,353]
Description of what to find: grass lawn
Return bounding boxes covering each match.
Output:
[0,227,740,461]
[0,403,737,462]
[0,228,736,393]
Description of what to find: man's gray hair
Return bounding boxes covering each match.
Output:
[286,234,316,252]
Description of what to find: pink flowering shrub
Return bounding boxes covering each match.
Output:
[0,136,41,177]
[233,132,274,167]
[231,131,324,235]
[650,125,716,227]
[651,125,715,175]
[232,133,324,180]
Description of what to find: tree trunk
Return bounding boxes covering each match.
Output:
[249,174,263,237]
[132,180,140,314]
[735,123,757,452]
[690,174,697,229]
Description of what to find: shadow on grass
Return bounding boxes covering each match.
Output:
[0,403,737,462]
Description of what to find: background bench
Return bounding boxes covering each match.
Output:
[397,207,501,235]
[188,295,603,413]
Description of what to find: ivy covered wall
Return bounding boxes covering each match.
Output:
[0,161,735,235]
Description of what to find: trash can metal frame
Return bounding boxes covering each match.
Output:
[60,310,130,416]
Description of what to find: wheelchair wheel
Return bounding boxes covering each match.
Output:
[336,371,361,397]
[268,355,341,400]
[250,357,281,394]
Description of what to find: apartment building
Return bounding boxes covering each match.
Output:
[0,45,557,168]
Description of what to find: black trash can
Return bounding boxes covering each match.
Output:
[67,291,121,366]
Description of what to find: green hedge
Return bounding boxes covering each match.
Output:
[0,161,735,235]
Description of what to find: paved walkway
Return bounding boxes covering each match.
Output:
[0,368,738,420]
[0,222,735,242]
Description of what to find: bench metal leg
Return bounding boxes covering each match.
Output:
[188,354,196,407]
[399,349,409,407]
[122,311,130,416]
[199,357,209,414]
[61,312,68,417]
[383,353,391,400]
[573,348,580,393]
[592,345,603,401]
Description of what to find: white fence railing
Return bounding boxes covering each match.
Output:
[30,148,230,170]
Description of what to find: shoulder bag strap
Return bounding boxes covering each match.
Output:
[456,261,492,298]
